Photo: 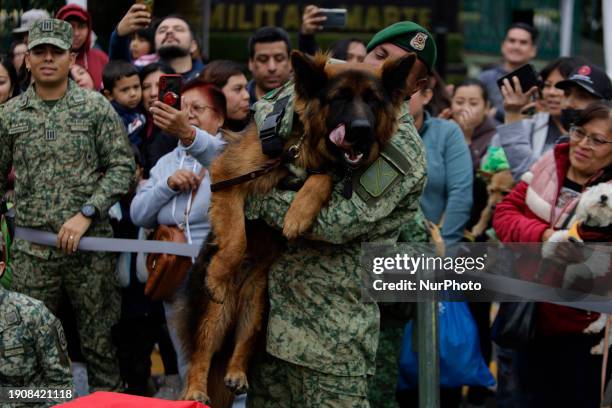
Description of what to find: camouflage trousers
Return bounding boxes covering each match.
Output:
[247,352,370,408]
[11,247,121,391]
[367,326,404,408]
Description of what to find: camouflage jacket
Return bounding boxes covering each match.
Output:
[0,80,135,258]
[0,286,72,406]
[246,83,427,376]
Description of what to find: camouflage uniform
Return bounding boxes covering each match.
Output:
[0,20,135,391]
[0,285,73,407]
[245,83,427,407]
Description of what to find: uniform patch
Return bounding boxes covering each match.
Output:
[45,129,56,141]
[4,344,25,357]
[54,320,67,352]
[69,120,90,132]
[5,311,20,325]
[42,20,53,32]
[359,157,400,198]
[410,32,428,51]
[8,124,29,134]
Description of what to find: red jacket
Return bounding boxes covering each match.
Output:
[56,4,108,90]
[493,144,611,335]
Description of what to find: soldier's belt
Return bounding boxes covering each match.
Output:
[15,227,200,257]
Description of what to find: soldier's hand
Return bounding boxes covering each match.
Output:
[57,214,92,254]
[167,169,202,192]
[301,5,326,35]
[117,4,151,37]
[150,101,193,144]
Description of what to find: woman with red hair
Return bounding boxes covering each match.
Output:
[130,80,227,381]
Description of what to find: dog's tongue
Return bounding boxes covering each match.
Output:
[329,124,346,147]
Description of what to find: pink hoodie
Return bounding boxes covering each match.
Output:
[56,4,108,90]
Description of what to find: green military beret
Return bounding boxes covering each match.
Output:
[28,19,73,51]
[367,21,437,72]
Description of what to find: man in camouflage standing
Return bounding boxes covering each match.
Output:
[245,22,435,407]
[0,283,73,406]
[0,19,135,391]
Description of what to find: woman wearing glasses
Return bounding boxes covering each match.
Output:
[492,100,612,407]
[130,80,227,381]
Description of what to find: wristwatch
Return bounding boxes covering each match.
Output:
[80,204,99,220]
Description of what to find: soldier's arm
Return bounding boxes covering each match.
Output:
[33,308,73,388]
[246,135,426,244]
[0,110,12,200]
[89,98,136,215]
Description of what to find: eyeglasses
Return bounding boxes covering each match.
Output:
[569,126,612,149]
[185,102,218,116]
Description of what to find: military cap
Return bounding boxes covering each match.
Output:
[367,21,437,72]
[27,19,73,51]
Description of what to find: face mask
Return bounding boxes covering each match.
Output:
[560,108,582,132]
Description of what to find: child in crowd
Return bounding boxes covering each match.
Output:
[70,64,95,90]
[130,22,159,67]
[103,61,147,146]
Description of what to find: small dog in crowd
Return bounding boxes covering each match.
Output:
[469,169,515,239]
[181,50,421,406]
[542,182,612,354]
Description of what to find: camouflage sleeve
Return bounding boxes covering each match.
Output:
[0,109,11,200]
[246,159,426,245]
[88,98,136,214]
[33,307,72,388]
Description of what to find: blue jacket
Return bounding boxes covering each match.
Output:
[111,100,146,146]
[418,112,474,243]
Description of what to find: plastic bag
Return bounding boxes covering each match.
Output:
[398,301,495,389]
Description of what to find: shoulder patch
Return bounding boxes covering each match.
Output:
[359,158,400,198]
[354,142,412,204]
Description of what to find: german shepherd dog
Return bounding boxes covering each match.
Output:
[181,50,421,406]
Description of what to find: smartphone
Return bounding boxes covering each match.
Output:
[497,64,540,93]
[319,8,347,29]
[135,0,154,14]
[158,74,182,110]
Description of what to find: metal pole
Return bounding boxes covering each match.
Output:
[560,0,575,56]
[201,0,211,60]
[603,0,612,78]
[417,300,439,407]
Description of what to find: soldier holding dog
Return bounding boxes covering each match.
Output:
[244,22,435,407]
[0,19,135,391]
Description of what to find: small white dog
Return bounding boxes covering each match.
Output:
[541,182,612,354]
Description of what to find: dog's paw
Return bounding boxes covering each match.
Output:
[584,314,607,334]
[224,371,249,395]
[282,217,312,240]
[591,339,605,355]
[541,230,569,259]
[181,389,211,404]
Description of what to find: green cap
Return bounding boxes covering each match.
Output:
[28,19,73,51]
[367,21,437,72]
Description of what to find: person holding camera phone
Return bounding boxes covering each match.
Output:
[299,5,367,63]
[478,23,539,123]
[110,5,204,82]
[493,57,611,181]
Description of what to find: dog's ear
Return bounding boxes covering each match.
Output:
[381,54,417,106]
[291,50,327,100]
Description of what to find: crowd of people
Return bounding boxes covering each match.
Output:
[0,3,611,408]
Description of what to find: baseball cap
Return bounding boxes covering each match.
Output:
[367,21,437,72]
[555,64,612,100]
[27,19,73,51]
[12,9,51,34]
